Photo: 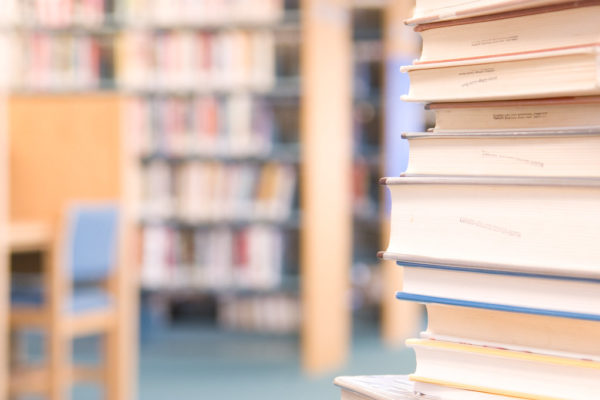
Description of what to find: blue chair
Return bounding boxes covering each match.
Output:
[10,203,121,400]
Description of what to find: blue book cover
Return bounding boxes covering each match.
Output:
[397,260,600,283]
[395,292,600,322]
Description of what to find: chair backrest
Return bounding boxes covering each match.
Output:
[66,203,119,283]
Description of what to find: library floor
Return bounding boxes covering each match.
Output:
[138,320,417,399]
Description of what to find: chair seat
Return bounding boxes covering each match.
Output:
[11,286,112,314]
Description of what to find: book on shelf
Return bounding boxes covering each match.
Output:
[117,30,276,91]
[13,0,110,27]
[406,0,571,25]
[217,294,299,334]
[408,338,600,400]
[125,94,275,158]
[141,224,286,290]
[121,0,283,27]
[401,45,600,102]
[403,130,600,177]
[379,176,600,278]
[426,97,600,132]
[12,33,110,91]
[141,161,296,222]
[415,0,600,63]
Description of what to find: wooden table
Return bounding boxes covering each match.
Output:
[8,222,51,253]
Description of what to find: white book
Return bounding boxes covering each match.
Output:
[409,339,600,400]
[407,0,570,25]
[416,2,600,63]
[427,97,600,132]
[401,264,600,320]
[401,45,600,102]
[403,131,600,177]
[380,176,600,278]
[423,304,600,360]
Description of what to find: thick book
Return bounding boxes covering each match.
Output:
[416,1,600,63]
[408,338,600,400]
[401,45,600,102]
[403,131,600,177]
[407,0,570,25]
[379,176,600,278]
[398,263,600,320]
[427,97,600,132]
[423,303,600,358]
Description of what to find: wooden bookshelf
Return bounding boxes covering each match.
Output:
[119,1,305,337]
[301,0,353,372]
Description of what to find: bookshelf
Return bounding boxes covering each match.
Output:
[350,3,384,326]
[301,0,352,372]
[6,0,119,93]
[119,0,305,336]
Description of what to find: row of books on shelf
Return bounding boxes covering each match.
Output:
[125,95,275,158]
[117,30,275,91]
[217,293,299,334]
[351,0,600,399]
[2,0,283,28]
[11,33,111,90]
[2,0,111,27]
[141,161,297,223]
[141,225,287,291]
[121,0,284,27]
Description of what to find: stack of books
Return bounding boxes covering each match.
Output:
[339,0,600,399]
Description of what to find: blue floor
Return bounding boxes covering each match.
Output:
[138,321,417,399]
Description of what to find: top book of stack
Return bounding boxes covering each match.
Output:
[402,0,600,102]
[407,0,582,25]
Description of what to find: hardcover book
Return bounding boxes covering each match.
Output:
[379,176,600,278]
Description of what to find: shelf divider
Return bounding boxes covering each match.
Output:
[300,0,353,373]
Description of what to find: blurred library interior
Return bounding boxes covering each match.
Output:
[0,0,425,399]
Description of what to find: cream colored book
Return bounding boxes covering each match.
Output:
[401,45,600,102]
[401,264,600,321]
[416,1,600,63]
[407,0,569,25]
[428,97,600,132]
[403,131,600,177]
[379,176,600,278]
[423,304,600,359]
[408,338,600,400]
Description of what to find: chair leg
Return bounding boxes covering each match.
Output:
[104,326,119,400]
[49,328,70,400]
[9,329,26,368]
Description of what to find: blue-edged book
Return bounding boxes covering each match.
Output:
[395,260,600,321]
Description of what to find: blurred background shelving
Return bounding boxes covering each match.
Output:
[119,0,305,336]
[0,0,426,398]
